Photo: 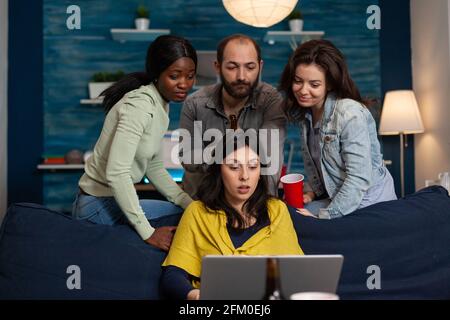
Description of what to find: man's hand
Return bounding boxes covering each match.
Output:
[144,226,177,251]
[303,191,315,204]
[187,289,200,300]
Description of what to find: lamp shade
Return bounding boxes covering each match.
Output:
[379,90,425,135]
[222,0,298,28]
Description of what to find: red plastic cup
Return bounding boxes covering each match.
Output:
[280,173,304,208]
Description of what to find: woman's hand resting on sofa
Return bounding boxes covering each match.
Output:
[145,226,177,251]
[297,192,317,218]
[296,208,317,218]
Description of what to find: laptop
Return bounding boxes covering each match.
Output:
[200,255,344,300]
[195,50,219,87]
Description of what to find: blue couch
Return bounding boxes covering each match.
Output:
[1,186,449,299]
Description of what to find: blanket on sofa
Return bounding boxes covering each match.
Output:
[0,186,449,299]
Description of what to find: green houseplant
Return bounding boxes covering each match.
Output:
[88,71,124,99]
[135,5,150,30]
[287,9,303,32]
[91,71,125,82]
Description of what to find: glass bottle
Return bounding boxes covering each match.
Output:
[262,257,286,300]
[229,114,238,130]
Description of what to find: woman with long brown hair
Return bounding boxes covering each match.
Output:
[160,132,303,300]
[279,39,396,219]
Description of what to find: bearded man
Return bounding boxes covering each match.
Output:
[178,34,286,198]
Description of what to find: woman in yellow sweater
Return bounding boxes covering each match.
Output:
[161,132,303,300]
[72,35,196,251]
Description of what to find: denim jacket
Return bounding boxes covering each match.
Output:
[300,93,386,218]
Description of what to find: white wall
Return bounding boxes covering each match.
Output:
[411,0,450,190]
[0,0,8,221]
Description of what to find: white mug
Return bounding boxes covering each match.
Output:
[290,292,339,300]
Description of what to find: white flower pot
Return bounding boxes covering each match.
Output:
[88,82,114,99]
[289,19,304,32]
[135,18,150,30]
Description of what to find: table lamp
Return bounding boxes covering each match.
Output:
[379,90,424,197]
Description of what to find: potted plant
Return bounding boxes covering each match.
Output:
[287,9,303,32]
[88,71,125,99]
[135,5,150,30]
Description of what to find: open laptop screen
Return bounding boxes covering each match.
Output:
[200,255,344,300]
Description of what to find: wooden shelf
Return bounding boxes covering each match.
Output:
[80,98,103,105]
[37,164,85,171]
[110,29,170,42]
[37,164,183,182]
[36,164,179,191]
[264,31,325,50]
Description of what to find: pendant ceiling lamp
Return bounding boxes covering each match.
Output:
[222,0,299,28]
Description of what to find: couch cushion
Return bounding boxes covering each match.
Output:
[0,203,178,299]
[1,186,449,299]
[289,186,450,299]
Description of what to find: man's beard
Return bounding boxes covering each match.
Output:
[220,73,259,99]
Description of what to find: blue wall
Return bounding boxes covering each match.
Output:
[40,0,381,211]
[8,0,43,206]
[379,0,415,197]
[7,0,385,211]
